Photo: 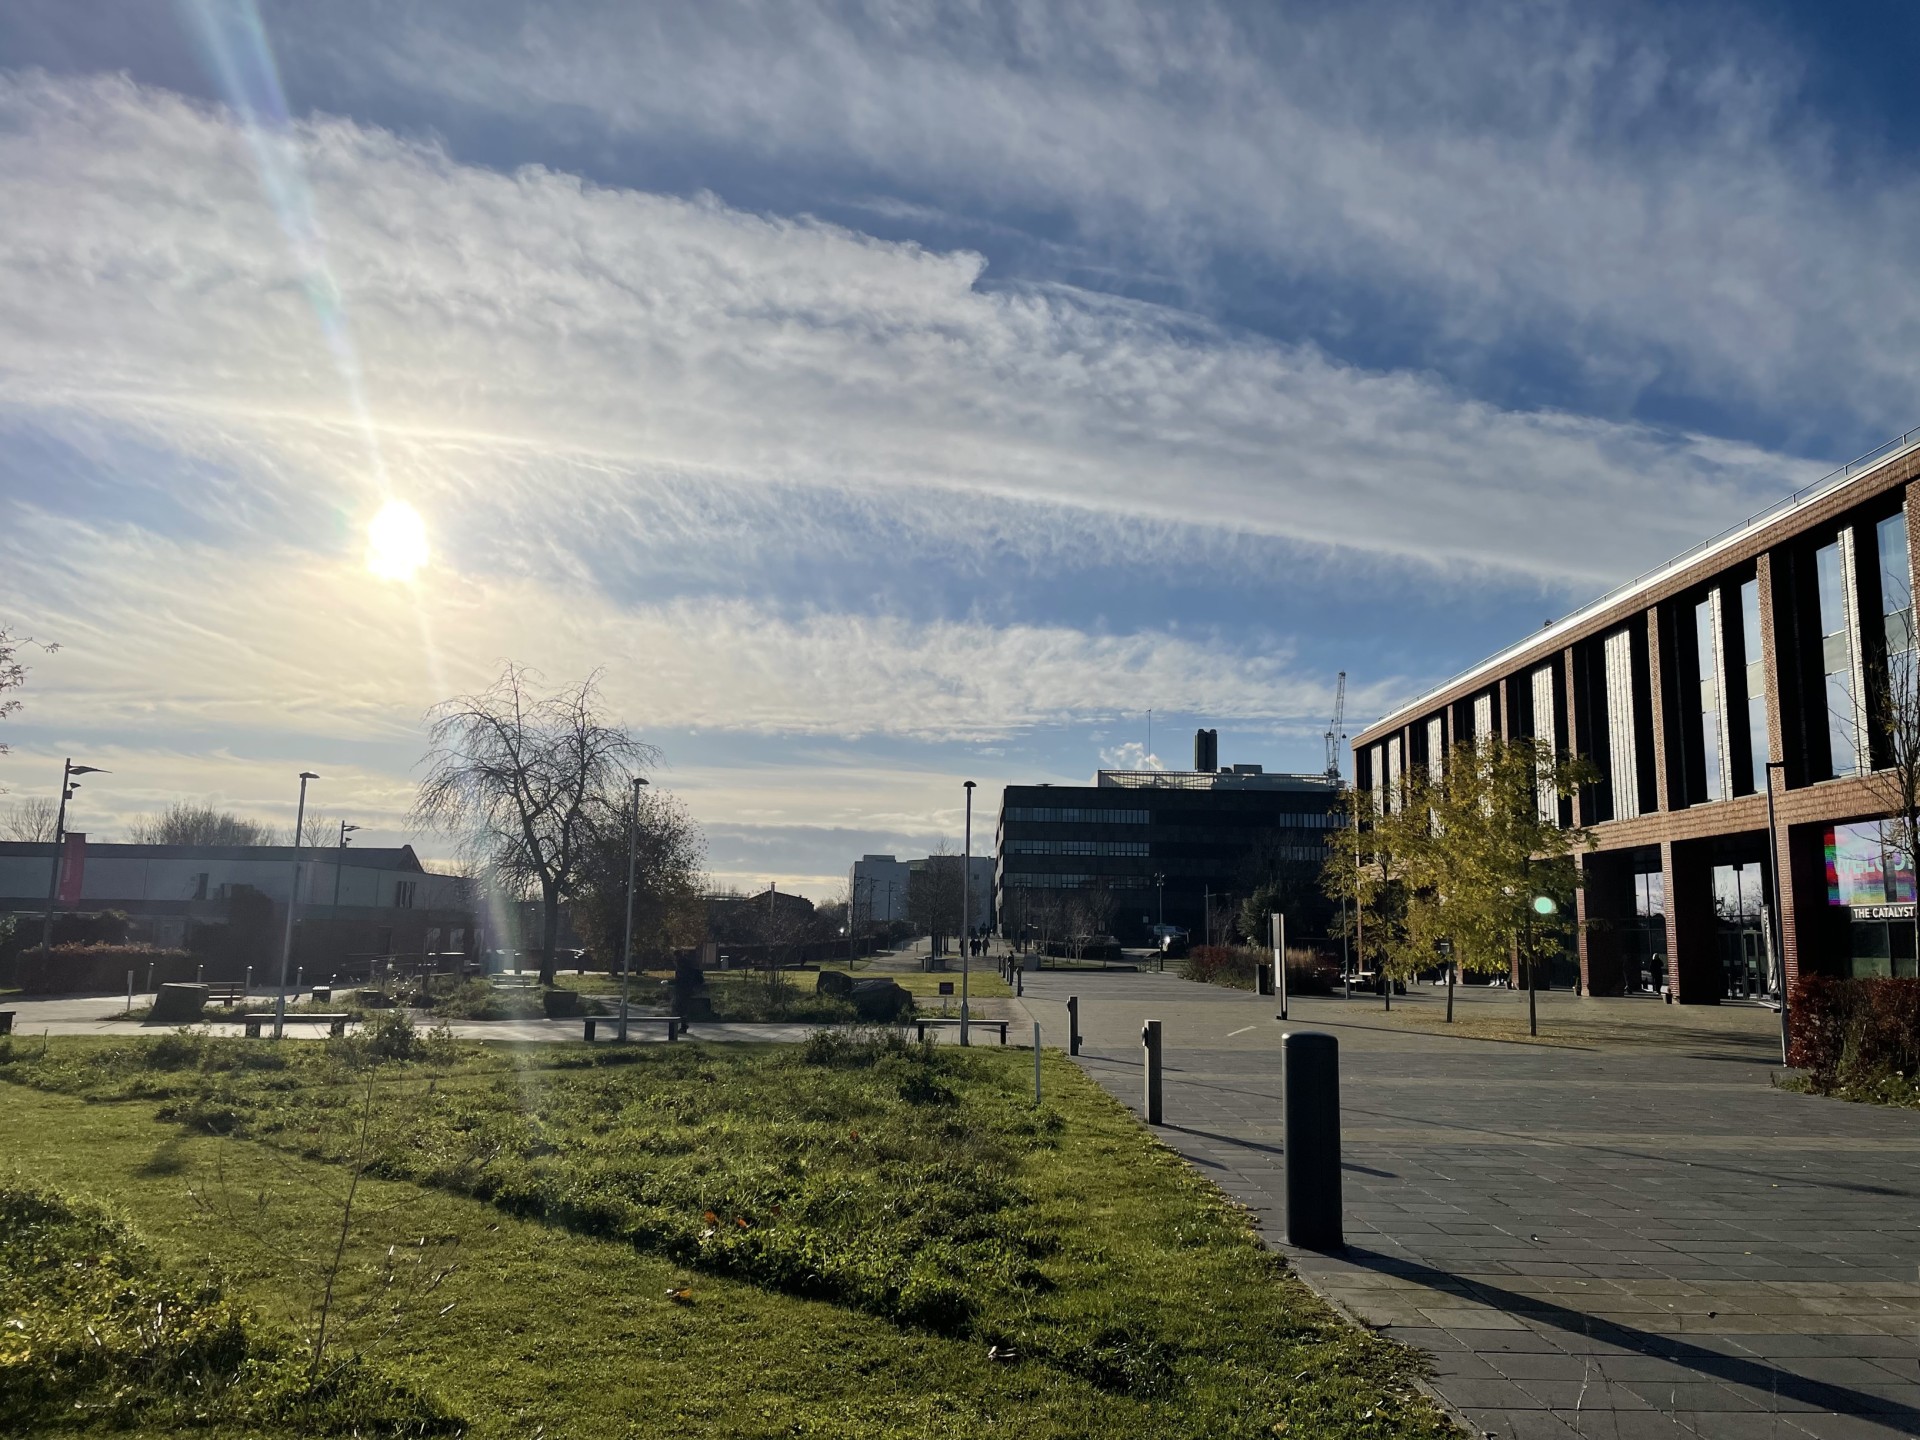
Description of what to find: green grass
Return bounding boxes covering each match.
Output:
[0,1180,457,1437]
[826,967,1014,1001]
[0,1030,1451,1439]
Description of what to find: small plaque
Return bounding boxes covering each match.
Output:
[938,981,955,996]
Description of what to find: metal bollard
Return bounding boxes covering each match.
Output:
[1033,1022,1042,1104]
[1141,1018,1163,1125]
[245,965,252,996]
[1282,1031,1343,1250]
[1068,995,1081,1056]
[1015,969,1023,998]
[126,969,133,1016]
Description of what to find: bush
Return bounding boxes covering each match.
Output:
[1180,945,1259,989]
[0,943,194,994]
[1790,975,1920,1079]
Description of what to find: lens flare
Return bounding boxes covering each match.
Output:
[366,500,430,581]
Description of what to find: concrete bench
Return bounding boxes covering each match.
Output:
[583,1014,683,1042]
[911,1018,1009,1045]
[0,1010,13,1036]
[243,1012,352,1038]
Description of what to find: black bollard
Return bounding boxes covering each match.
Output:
[1068,995,1081,1056]
[1282,1031,1342,1250]
[1141,1018,1163,1125]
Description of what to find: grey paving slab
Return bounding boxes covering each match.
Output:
[1029,969,1920,1437]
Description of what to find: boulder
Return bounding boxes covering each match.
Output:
[814,970,855,997]
[149,983,208,1024]
[849,978,912,1022]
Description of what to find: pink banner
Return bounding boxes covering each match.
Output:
[56,831,86,905]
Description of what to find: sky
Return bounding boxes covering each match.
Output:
[2,0,1919,898]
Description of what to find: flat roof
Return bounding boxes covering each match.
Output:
[1358,423,1920,743]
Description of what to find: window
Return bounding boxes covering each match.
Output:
[1826,821,1915,907]
[1007,839,1150,857]
[1815,539,1858,774]
[1003,873,1148,890]
[1004,807,1149,824]
[394,880,416,909]
[1694,596,1724,802]
[1879,512,1913,656]
[1740,578,1766,792]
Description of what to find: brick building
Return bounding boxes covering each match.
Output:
[1351,431,1920,1001]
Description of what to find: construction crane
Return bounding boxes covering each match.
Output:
[1323,672,1347,782]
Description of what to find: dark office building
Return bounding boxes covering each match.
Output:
[994,754,1341,947]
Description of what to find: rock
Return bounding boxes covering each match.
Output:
[815,970,854,997]
[849,978,912,1021]
[149,983,208,1024]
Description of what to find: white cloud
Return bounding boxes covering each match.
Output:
[0,70,1818,588]
[336,0,1920,435]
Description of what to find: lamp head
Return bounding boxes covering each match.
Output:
[342,823,361,834]
[1531,895,1558,916]
[299,771,319,781]
[964,780,975,790]
[68,764,106,777]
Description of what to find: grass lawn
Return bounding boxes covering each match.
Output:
[0,1027,1453,1438]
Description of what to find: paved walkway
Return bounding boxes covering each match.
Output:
[1023,969,1920,1440]
[0,993,825,1044]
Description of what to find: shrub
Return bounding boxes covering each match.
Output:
[1180,945,1259,989]
[1790,975,1920,1080]
[1,944,194,994]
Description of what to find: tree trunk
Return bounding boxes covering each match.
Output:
[539,883,561,987]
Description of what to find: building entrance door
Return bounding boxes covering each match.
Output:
[1719,927,1766,999]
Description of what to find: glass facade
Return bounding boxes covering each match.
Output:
[1827,819,1918,979]
[1694,596,1723,802]
[1815,539,1858,774]
[1625,868,1667,993]
[1879,512,1913,656]
[1740,578,1766,792]
[1712,862,1768,998]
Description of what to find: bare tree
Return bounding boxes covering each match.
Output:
[907,842,965,952]
[128,802,279,846]
[414,664,654,985]
[0,627,55,785]
[1,795,58,842]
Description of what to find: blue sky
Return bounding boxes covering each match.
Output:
[2,0,1917,895]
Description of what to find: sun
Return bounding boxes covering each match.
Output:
[365,499,430,581]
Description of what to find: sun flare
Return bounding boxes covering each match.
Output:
[365,499,430,581]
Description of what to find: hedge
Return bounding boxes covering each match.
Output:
[1788,975,1920,1078]
[0,945,195,995]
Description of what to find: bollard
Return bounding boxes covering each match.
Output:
[196,963,204,982]
[1141,1018,1163,1125]
[245,965,252,996]
[126,969,133,1016]
[1033,1022,1042,1104]
[1015,968,1023,998]
[1068,995,1081,1056]
[1272,913,1288,1021]
[1282,1031,1343,1250]
[146,962,155,994]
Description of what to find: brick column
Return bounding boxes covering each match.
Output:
[1755,551,1799,989]
[1646,606,1671,814]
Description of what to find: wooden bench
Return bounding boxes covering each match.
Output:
[242,1012,352,1038]
[205,986,248,1006]
[583,1014,683,1042]
[911,1018,1009,1045]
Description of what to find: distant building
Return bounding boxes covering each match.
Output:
[0,838,475,973]
[995,754,1341,947]
[849,853,993,934]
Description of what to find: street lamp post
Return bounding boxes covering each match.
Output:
[40,758,106,957]
[332,821,361,908]
[961,780,975,1047]
[1528,893,1558,1038]
[618,776,648,1042]
[274,772,319,1039]
[1765,760,1790,1064]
